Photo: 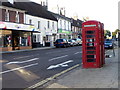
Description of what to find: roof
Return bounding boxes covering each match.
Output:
[49,11,71,21]
[71,18,83,28]
[1,0,57,21]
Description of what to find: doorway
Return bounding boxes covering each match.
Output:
[12,31,20,50]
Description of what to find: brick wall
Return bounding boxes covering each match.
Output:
[9,10,16,22]
[19,12,24,24]
[0,8,24,24]
[0,9,6,21]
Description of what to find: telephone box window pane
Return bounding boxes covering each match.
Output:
[86,31,95,34]
[87,55,96,58]
[86,39,95,42]
[87,59,96,62]
[87,51,96,54]
[87,43,94,46]
[87,47,96,50]
[86,35,95,38]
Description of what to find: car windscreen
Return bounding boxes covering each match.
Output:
[105,41,112,43]
[56,39,63,43]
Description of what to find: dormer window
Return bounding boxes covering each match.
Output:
[5,10,9,21]
[16,11,19,23]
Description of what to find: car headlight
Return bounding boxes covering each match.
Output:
[109,45,112,46]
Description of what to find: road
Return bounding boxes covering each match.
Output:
[1,46,82,88]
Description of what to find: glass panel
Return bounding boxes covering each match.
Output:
[86,31,95,34]
[20,32,31,46]
[87,59,96,62]
[87,47,96,50]
[87,55,96,58]
[86,35,95,38]
[86,39,95,42]
[86,43,94,46]
[87,51,96,54]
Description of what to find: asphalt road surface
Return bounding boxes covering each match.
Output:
[1,46,82,88]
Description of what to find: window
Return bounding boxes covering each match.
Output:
[60,20,62,28]
[68,22,69,30]
[20,32,31,46]
[16,12,19,23]
[29,19,32,24]
[5,10,9,21]
[38,21,40,29]
[48,21,50,28]
[37,34,40,42]
[52,22,54,30]
[0,30,12,47]
[33,34,36,43]
[64,21,66,29]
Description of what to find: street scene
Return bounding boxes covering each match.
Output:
[2,46,82,88]
[0,0,119,89]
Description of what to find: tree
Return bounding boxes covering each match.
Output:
[112,29,119,38]
[104,30,111,38]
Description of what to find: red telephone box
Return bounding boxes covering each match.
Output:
[82,20,105,68]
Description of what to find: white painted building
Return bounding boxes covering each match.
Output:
[25,14,57,47]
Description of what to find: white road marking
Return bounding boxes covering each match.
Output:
[105,50,110,53]
[49,55,68,61]
[74,52,82,54]
[6,58,39,65]
[0,63,38,74]
[47,60,73,70]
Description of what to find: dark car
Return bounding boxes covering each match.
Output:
[54,39,69,48]
[104,39,113,49]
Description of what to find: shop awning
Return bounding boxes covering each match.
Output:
[0,21,37,32]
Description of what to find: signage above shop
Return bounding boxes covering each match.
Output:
[0,21,36,31]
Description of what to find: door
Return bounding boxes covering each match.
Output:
[12,31,20,50]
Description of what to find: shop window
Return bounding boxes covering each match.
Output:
[20,32,31,46]
[0,34,3,47]
[33,34,36,43]
[37,34,40,42]
[0,30,12,47]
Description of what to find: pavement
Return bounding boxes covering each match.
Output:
[45,48,119,89]
[0,46,55,54]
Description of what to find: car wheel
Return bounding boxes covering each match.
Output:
[63,45,67,48]
[56,46,59,48]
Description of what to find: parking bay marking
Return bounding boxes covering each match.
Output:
[0,63,38,74]
[6,58,39,65]
[47,60,73,70]
[48,55,68,61]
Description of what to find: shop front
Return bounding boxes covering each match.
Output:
[58,29,72,39]
[0,21,35,51]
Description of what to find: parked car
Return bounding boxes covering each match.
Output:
[104,39,114,49]
[54,39,69,48]
[73,38,82,45]
[68,39,77,46]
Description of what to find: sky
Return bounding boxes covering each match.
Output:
[29,0,119,32]
[47,0,119,32]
